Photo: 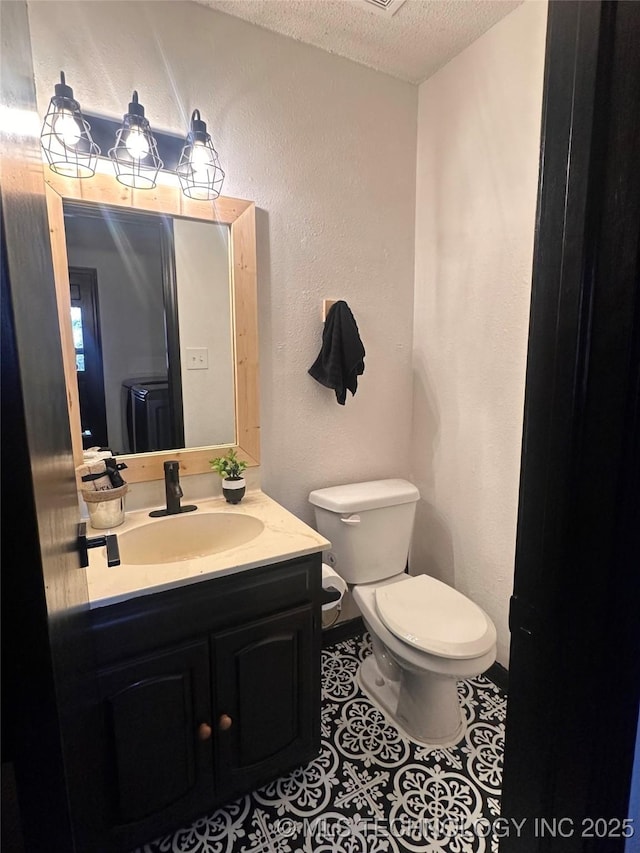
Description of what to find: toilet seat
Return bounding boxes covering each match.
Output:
[353,576,497,677]
[375,574,495,659]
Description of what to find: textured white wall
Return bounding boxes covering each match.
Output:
[411,1,547,666]
[29,0,418,523]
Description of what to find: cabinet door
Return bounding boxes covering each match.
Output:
[213,604,319,796]
[98,639,215,842]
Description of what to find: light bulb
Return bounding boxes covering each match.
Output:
[191,142,210,167]
[190,142,212,180]
[125,126,149,160]
[53,109,81,147]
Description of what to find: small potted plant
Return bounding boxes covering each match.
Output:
[210,448,247,504]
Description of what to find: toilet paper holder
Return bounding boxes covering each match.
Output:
[321,587,342,608]
[321,562,347,611]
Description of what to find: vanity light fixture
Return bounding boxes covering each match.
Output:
[40,72,100,178]
[109,91,163,189]
[176,109,225,200]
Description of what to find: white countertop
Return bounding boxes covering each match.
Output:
[87,490,330,609]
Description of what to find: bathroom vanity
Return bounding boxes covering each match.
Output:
[84,492,328,851]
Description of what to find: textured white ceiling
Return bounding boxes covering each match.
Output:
[194,0,523,84]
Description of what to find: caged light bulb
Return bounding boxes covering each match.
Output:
[125,126,150,160]
[53,109,82,147]
[177,110,224,200]
[190,141,212,179]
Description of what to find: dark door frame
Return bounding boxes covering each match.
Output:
[501,2,640,849]
[1,3,98,850]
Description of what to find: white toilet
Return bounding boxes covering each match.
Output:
[309,479,497,745]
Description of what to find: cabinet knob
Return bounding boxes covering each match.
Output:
[218,713,233,731]
[197,722,212,741]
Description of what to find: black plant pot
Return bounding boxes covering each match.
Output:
[222,476,246,504]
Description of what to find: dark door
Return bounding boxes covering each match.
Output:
[500,2,640,849]
[97,640,215,849]
[69,266,108,448]
[213,605,318,797]
[1,4,97,851]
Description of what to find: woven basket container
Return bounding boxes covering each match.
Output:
[82,484,128,529]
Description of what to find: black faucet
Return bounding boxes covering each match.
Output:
[149,460,197,517]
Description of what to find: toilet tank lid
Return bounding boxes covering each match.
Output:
[309,479,419,513]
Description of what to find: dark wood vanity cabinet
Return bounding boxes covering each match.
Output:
[87,554,321,852]
[97,639,215,832]
[214,605,315,798]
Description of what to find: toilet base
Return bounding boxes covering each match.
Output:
[357,655,466,747]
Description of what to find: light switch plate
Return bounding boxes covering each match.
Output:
[186,347,209,370]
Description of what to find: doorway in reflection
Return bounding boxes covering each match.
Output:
[70,266,108,448]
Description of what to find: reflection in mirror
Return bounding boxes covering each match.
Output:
[63,203,234,456]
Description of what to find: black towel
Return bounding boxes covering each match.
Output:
[308,301,365,405]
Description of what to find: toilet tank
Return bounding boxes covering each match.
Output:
[309,479,419,584]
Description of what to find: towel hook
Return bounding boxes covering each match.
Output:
[322,299,337,321]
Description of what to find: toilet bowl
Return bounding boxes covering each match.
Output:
[309,479,497,746]
[353,573,496,744]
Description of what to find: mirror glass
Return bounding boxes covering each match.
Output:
[63,203,235,456]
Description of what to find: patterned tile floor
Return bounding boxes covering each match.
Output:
[135,633,507,853]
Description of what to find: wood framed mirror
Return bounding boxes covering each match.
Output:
[45,169,259,484]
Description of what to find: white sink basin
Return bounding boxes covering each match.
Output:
[119,512,265,565]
